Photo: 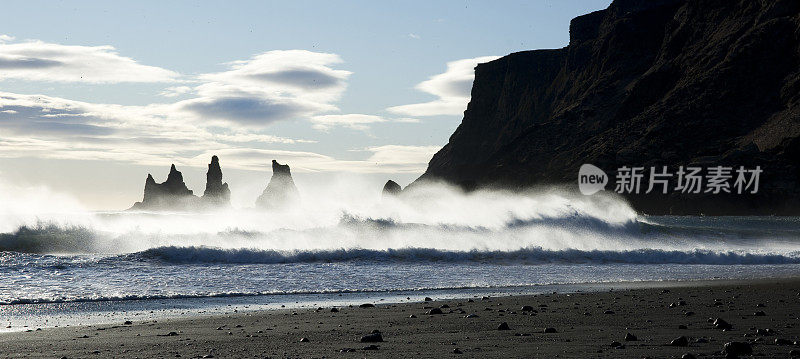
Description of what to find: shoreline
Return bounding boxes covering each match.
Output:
[1,276,794,333]
[3,277,800,357]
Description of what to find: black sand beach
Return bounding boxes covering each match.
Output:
[2,278,800,358]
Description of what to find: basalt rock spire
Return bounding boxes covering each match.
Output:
[131,164,197,210]
[202,155,230,206]
[256,160,299,209]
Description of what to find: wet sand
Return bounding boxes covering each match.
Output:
[2,278,800,358]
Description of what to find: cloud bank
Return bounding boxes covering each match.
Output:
[387,56,499,116]
[0,40,179,83]
[0,37,441,175]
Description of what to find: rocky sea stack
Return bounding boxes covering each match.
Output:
[382,180,402,197]
[202,155,230,206]
[256,160,300,209]
[130,155,233,211]
[415,0,800,215]
[130,164,197,210]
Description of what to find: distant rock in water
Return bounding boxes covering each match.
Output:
[202,155,230,206]
[382,180,402,197]
[256,160,299,209]
[130,164,198,210]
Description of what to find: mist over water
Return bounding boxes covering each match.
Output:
[2,177,800,305]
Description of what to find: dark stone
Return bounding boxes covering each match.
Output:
[362,345,379,350]
[624,333,637,341]
[299,337,309,342]
[723,342,752,356]
[776,338,794,345]
[427,308,443,315]
[382,180,402,197]
[202,155,230,206]
[359,303,375,308]
[256,160,299,209]
[790,349,800,357]
[521,305,534,311]
[610,341,622,347]
[544,327,558,333]
[424,297,433,301]
[754,311,766,316]
[453,348,463,354]
[330,308,339,313]
[669,336,689,347]
[681,354,697,359]
[411,0,800,215]
[360,333,384,343]
[497,322,510,330]
[714,318,732,330]
[130,164,198,210]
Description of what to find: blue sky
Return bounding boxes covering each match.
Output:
[0,0,611,209]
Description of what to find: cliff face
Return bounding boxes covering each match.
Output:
[417,0,800,215]
[256,160,299,209]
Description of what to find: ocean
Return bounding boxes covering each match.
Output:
[2,182,800,330]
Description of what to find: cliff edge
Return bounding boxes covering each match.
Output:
[416,0,800,215]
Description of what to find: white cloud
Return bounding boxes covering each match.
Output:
[0,92,437,174]
[179,50,350,127]
[0,35,14,43]
[365,145,440,167]
[408,33,421,39]
[0,39,179,83]
[159,86,193,98]
[190,145,440,173]
[0,37,441,176]
[387,56,499,116]
[310,114,386,131]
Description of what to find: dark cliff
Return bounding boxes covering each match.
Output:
[416,0,800,215]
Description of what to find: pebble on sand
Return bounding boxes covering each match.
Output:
[360,331,384,343]
[299,337,310,342]
[497,322,510,330]
[712,318,732,330]
[427,308,444,315]
[543,327,558,333]
[624,333,637,341]
[669,336,688,347]
[723,341,752,356]
[359,303,375,308]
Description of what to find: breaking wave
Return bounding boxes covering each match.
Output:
[132,245,800,265]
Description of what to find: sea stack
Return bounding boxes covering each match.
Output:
[130,164,197,210]
[382,180,402,197]
[202,155,230,206]
[256,160,299,209]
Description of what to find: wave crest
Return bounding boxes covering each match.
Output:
[132,245,800,265]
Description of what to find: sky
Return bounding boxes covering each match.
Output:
[0,0,611,210]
